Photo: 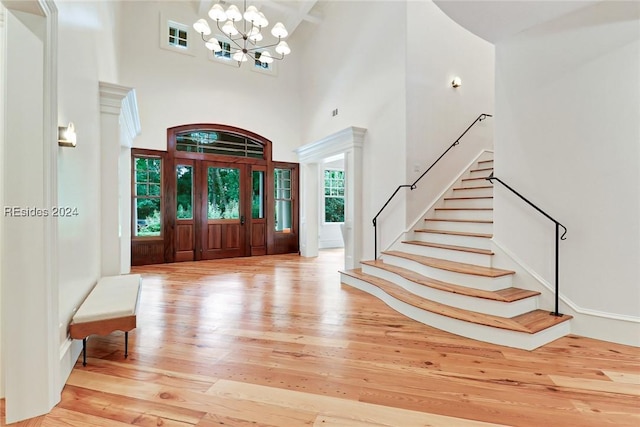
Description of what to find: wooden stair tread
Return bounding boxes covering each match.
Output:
[478,159,494,164]
[435,207,493,211]
[470,167,494,173]
[402,240,494,255]
[361,259,539,302]
[382,250,514,278]
[342,269,568,333]
[425,218,493,223]
[415,229,493,239]
[462,177,492,182]
[444,196,493,201]
[513,310,573,332]
[453,185,493,190]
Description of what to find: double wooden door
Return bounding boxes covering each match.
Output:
[175,160,267,261]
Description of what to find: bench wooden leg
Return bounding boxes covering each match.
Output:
[82,338,87,367]
[125,331,128,359]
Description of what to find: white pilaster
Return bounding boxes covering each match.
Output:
[299,162,319,257]
[99,82,141,276]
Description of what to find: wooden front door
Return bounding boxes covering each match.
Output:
[199,161,248,260]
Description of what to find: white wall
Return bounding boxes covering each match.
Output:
[57,0,122,365]
[299,1,407,260]
[494,1,640,345]
[118,1,301,161]
[405,1,495,226]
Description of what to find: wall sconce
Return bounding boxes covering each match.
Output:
[58,122,77,147]
[451,76,462,88]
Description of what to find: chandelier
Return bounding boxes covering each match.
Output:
[193,1,291,67]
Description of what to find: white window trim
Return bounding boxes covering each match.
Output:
[159,13,195,56]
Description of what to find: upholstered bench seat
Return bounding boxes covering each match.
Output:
[70,274,141,366]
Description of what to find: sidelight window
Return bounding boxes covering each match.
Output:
[134,156,162,237]
[274,168,292,232]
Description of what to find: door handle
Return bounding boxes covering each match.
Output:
[240,215,245,225]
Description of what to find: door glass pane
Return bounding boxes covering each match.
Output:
[207,167,240,219]
[274,168,292,232]
[252,170,264,219]
[176,165,193,219]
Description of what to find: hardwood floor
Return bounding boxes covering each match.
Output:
[2,249,639,426]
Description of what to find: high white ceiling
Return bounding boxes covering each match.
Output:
[433,0,601,43]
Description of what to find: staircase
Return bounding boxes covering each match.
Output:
[341,154,572,350]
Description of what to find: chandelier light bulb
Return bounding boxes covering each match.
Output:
[205,37,222,52]
[256,12,269,28]
[275,41,291,55]
[193,19,211,35]
[271,22,288,39]
[232,51,248,62]
[222,20,239,36]
[259,51,273,64]
[250,32,263,42]
[208,4,227,22]
[225,5,242,22]
[243,5,260,23]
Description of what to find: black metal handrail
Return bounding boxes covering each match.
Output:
[486,173,567,317]
[372,113,493,260]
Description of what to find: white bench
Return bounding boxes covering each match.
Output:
[69,274,142,366]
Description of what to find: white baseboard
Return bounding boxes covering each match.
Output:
[58,337,82,392]
[492,238,640,347]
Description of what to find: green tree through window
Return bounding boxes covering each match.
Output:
[324,169,345,223]
[134,157,162,237]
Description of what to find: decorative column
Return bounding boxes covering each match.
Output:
[99,82,141,276]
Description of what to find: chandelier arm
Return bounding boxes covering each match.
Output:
[250,37,282,50]
[214,19,248,49]
[243,47,284,62]
[263,52,285,62]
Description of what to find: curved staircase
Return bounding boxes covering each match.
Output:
[341,155,572,350]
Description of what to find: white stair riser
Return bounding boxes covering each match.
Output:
[468,169,494,179]
[381,253,512,291]
[423,220,493,234]
[397,242,493,267]
[460,178,491,188]
[413,231,492,250]
[451,187,493,198]
[477,160,494,169]
[341,274,569,351]
[443,197,493,209]
[433,209,493,221]
[360,264,538,317]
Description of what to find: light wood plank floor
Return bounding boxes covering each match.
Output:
[2,249,639,426]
